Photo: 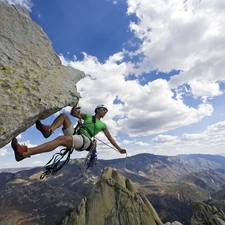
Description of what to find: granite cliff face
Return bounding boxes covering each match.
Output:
[0,2,84,148]
[62,167,163,225]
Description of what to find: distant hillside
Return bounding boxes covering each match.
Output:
[1,153,225,225]
[178,153,225,165]
[0,167,35,173]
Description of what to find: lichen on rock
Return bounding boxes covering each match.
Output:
[0,2,85,148]
[191,202,225,225]
[63,167,163,225]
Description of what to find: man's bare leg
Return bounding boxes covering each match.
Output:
[24,135,73,157]
[50,113,72,132]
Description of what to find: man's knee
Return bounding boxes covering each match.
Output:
[60,113,69,119]
[56,135,68,141]
[61,113,71,123]
[56,135,72,145]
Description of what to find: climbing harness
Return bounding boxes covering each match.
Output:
[79,115,98,172]
[79,139,98,172]
[40,107,98,179]
[39,106,127,180]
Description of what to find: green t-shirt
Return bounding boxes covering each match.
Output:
[78,114,108,139]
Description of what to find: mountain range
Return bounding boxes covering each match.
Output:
[1,153,225,225]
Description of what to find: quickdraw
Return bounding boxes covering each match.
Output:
[79,139,98,172]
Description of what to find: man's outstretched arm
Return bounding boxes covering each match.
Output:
[103,129,127,154]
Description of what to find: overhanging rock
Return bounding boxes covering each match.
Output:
[0,2,85,148]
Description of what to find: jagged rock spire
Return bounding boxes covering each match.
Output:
[63,167,163,225]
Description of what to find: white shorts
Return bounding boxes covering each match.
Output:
[63,125,91,151]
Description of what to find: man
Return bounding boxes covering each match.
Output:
[11,104,127,161]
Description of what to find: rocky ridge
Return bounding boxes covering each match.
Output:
[0,2,84,147]
[62,167,163,225]
[1,154,225,224]
[191,202,225,225]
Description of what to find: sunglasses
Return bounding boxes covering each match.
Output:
[100,108,108,112]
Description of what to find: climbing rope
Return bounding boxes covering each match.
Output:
[79,139,97,172]
[94,136,127,223]
[95,136,127,165]
[40,148,74,179]
[116,152,127,223]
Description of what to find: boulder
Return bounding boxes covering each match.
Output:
[0,2,84,148]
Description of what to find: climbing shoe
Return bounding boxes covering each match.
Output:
[11,138,28,162]
[36,120,52,138]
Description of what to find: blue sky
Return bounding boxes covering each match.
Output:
[1,0,225,169]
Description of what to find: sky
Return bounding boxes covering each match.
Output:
[1,0,225,169]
